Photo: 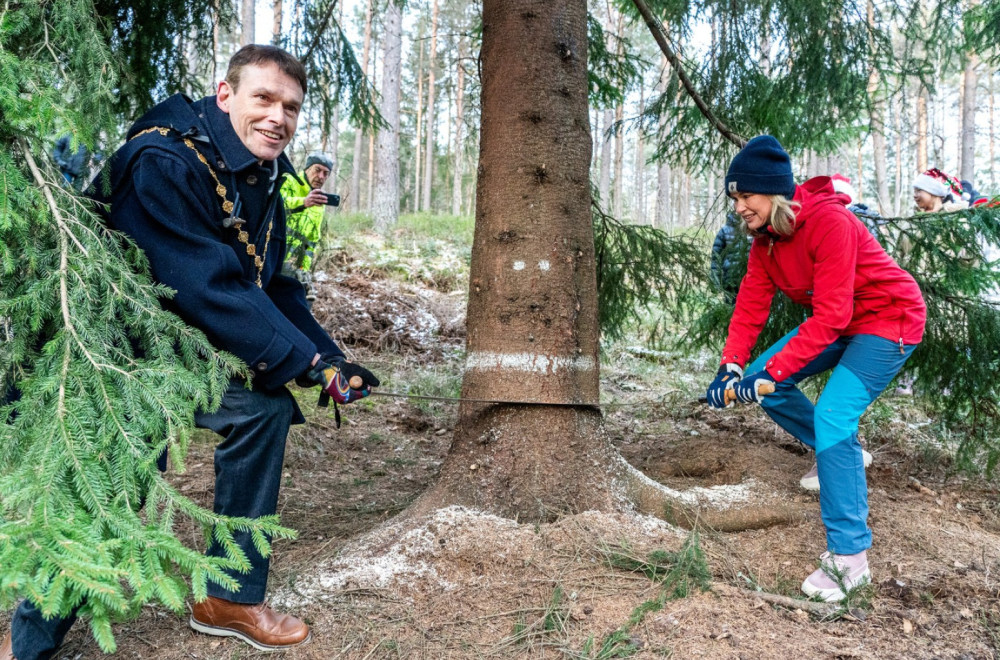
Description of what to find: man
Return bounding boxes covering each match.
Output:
[280,152,334,275]
[710,212,749,305]
[1,45,378,659]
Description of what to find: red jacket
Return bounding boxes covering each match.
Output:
[720,177,926,382]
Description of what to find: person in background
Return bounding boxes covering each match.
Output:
[279,153,335,302]
[830,173,882,235]
[705,135,926,603]
[51,135,90,190]
[1,45,379,660]
[710,211,749,304]
[913,168,968,213]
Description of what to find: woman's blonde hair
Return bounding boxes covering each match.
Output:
[744,194,800,237]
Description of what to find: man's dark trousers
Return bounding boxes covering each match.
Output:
[10,380,296,660]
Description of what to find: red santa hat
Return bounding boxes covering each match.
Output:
[830,173,857,204]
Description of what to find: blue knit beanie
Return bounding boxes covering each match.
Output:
[725,135,796,198]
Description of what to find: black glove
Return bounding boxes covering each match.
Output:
[705,363,742,408]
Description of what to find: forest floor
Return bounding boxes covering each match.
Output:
[10,225,1000,659]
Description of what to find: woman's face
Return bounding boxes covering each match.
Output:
[731,192,773,231]
[913,188,943,212]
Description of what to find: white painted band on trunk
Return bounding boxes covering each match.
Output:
[513,261,526,271]
[465,351,596,374]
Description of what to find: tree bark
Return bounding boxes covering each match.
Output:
[960,52,977,182]
[422,0,440,212]
[655,55,671,230]
[241,0,255,46]
[271,0,282,44]
[350,0,373,213]
[452,39,467,216]
[372,1,402,232]
[634,85,646,224]
[411,0,620,520]
[613,101,625,219]
[414,38,425,213]
[598,108,613,204]
[916,85,928,173]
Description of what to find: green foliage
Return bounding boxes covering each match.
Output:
[593,199,714,344]
[284,0,384,135]
[1,1,296,651]
[589,531,710,657]
[587,13,646,108]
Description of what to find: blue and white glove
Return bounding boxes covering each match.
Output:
[706,363,743,408]
[733,369,775,404]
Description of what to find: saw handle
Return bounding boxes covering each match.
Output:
[724,381,775,404]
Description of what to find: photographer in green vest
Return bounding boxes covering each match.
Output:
[279,153,336,301]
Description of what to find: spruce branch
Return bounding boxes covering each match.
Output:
[630,0,747,148]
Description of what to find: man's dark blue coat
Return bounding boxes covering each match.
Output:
[91,94,343,391]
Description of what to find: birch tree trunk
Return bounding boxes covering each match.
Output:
[421,0,439,212]
[867,0,890,214]
[373,2,402,232]
[350,0,374,213]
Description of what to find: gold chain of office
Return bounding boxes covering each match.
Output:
[131,127,273,287]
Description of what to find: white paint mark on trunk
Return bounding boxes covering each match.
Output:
[465,351,596,374]
[513,261,526,270]
[538,260,550,271]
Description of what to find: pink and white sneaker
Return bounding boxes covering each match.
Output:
[801,550,871,602]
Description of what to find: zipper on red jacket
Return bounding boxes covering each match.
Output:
[768,238,774,256]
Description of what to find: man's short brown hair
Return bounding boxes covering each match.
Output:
[226,45,308,95]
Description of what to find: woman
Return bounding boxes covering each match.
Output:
[705,135,926,602]
[912,168,968,213]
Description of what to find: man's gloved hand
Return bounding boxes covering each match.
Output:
[706,363,743,408]
[733,369,775,405]
[304,358,380,404]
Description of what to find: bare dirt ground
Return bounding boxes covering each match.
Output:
[9,264,1000,660]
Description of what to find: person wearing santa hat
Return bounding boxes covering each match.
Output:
[704,135,926,603]
[913,168,968,213]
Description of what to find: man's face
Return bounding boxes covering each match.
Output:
[216,62,303,162]
[305,164,330,189]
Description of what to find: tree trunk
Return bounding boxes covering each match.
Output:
[991,69,996,191]
[408,0,809,531]
[960,52,977,182]
[414,39,425,213]
[241,0,255,46]
[894,88,904,215]
[655,56,671,230]
[866,0,890,214]
[916,85,928,173]
[408,0,624,521]
[366,43,377,213]
[271,0,282,44]
[452,39,467,216]
[634,85,646,224]
[350,0,374,213]
[598,108,613,204]
[613,102,624,218]
[372,2,402,232]
[422,0,439,212]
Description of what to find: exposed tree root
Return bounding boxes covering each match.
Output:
[622,457,812,532]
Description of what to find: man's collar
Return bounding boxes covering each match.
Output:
[198,96,259,173]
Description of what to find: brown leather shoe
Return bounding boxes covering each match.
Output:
[0,629,14,660]
[189,596,310,651]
